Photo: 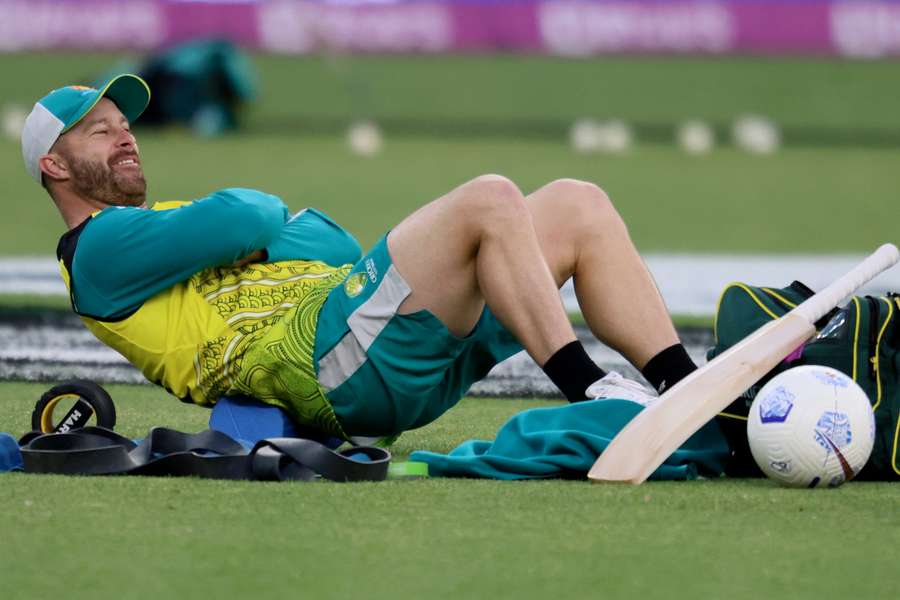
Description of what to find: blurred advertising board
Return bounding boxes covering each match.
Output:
[1,0,899,57]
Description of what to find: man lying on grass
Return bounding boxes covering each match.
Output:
[21,75,699,443]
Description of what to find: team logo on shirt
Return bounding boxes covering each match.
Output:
[365,258,378,283]
[344,272,368,298]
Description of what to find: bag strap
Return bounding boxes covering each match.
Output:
[19,427,390,482]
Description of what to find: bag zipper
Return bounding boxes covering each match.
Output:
[763,291,793,313]
[867,296,879,381]
[765,283,837,328]
[884,297,900,477]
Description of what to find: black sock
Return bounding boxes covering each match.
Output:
[542,341,605,402]
[641,343,697,393]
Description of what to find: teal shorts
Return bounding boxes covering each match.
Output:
[313,236,523,436]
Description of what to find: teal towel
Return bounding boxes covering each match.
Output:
[410,399,730,480]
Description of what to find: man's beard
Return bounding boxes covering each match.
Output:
[67,155,147,207]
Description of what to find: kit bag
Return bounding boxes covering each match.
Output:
[708,281,900,480]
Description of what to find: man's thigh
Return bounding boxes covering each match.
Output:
[385,175,528,337]
[387,177,586,317]
[313,236,521,435]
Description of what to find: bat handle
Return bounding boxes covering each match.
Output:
[793,243,900,324]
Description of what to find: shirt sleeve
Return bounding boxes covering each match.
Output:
[71,188,289,318]
[265,207,362,267]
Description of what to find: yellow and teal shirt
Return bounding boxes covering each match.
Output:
[56,188,361,437]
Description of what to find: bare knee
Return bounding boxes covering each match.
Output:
[539,178,625,232]
[460,174,525,204]
[543,178,616,218]
[455,174,531,233]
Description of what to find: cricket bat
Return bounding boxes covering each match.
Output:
[588,243,900,485]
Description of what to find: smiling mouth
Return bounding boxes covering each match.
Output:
[109,154,141,169]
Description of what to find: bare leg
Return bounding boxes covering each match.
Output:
[524,179,679,369]
[387,175,575,365]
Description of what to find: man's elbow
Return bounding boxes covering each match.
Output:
[242,202,285,246]
[216,189,287,249]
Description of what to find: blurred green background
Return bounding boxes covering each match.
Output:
[1,52,897,255]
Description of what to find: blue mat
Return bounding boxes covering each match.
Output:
[209,395,343,450]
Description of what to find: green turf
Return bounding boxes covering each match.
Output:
[1,382,898,600]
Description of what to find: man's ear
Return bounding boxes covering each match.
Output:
[39,153,69,183]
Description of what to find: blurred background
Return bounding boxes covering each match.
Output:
[0,0,898,322]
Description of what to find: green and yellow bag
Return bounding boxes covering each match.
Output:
[708,281,900,480]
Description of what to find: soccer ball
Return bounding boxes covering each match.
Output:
[747,365,875,488]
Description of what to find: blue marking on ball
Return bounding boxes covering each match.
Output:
[759,385,795,423]
[814,411,852,453]
[812,370,850,388]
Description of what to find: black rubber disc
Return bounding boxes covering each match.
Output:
[31,379,116,433]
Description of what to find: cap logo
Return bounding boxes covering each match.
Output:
[69,85,94,91]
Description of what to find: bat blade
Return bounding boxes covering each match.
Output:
[588,243,900,485]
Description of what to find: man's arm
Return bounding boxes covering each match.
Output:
[265,207,362,267]
[71,188,289,318]
[228,208,362,269]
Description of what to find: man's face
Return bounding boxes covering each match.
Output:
[51,98,146,207]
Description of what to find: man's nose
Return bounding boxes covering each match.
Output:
[116,127,136,148]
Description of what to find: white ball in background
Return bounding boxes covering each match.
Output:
[732,114,781,154]
[570,119,632,154]
[676,120,715,155]
[346,120,383,157]
[1,104,28,142]
[569,118,602,154]
[595,119,632,154]
[747,365,875,488]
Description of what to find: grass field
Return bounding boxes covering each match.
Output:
[1,52,899,598]
[2,382,899,600]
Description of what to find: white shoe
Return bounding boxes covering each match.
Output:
[586,371,658,406]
